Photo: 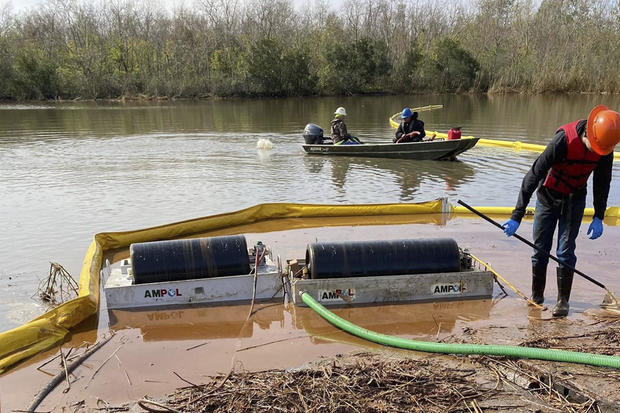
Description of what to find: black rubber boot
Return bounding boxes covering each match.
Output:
[531,265,546,305]
[552,267,574,317]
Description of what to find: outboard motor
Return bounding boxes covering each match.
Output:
[303,123,325,144]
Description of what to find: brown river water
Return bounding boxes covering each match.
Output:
[2,93,620,327]
[1,94,620,409]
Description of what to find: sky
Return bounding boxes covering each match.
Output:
[0,0,346,14]
[2,0,46,11]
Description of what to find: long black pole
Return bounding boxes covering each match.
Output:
[457,199,607,290]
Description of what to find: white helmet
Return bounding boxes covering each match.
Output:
[334,107,347,116]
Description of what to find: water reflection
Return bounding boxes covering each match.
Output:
[304,156,476,200]
[289,300,493,342]
[108,303,285,341]
[2,94,620,146]
[106,298,492,343]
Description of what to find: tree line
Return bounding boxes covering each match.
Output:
[0,0,618,100]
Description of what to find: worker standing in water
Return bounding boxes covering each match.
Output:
[503,105,620,317]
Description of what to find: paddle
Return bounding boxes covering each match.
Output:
[456,199,620,310]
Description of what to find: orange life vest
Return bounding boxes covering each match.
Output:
[542,121,601,194]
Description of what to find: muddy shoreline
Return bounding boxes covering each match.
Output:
[1,218,619,412]
[155,318,620,413]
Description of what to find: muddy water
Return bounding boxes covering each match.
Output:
[1,218,619,410]
[2,94,620,331]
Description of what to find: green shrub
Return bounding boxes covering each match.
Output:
[245,38,316,96]
[318,37,390,94]
[390,43,423,90]
[419,37,480,92]
[14,44,59,99]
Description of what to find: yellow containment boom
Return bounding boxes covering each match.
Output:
[388,109,620,161]
[1,199,619,373]
[451,205,620,227]
[0,201,445,373]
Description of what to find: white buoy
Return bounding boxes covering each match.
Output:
[256,138,274,150]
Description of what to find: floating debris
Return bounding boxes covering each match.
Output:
[36,262,79,307]
[256,138,273,150]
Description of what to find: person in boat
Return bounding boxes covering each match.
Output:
[502,105,620,317]
[394,108,426,143]
[331,107,362,145]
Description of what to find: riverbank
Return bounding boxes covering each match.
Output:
[142,316,620,413]
[1,0,618,101]
[2,89,619,105]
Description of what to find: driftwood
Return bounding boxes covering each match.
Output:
[172,371,198,388]
[59,347,70,393]
[85,345,122,388]
[157,351,613,413]
[115,354,132,386]
[184,342,208,351]
[138,397,183,413]
[27,335,114,412]
[165,355,492,412]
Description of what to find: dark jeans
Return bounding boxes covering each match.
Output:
[531,193,585,270]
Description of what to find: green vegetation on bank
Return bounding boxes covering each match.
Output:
[0,0,618,100]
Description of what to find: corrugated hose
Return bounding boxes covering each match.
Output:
[301,292,620,369]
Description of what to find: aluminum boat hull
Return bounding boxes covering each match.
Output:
[303,138,479,160]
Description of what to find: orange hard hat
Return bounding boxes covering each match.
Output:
[587,105,620,155]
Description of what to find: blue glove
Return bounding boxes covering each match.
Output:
[502,219,520,237]
[587,217,603,240]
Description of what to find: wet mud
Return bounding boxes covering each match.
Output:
[1,217,619,411]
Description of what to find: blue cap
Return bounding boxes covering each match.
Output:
[401,108,413,119]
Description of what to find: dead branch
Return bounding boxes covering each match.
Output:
[36,262,79,307]
[27,335,114,412]
[85,345,122,388]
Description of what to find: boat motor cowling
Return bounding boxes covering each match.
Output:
[303,123,325,144]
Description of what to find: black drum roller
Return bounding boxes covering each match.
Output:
[131,235,251,284]
[306,238,460,279]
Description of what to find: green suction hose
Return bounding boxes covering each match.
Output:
[301,292,620,369]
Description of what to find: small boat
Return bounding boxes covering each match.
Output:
[303,138,479,160]
[302,123,479,160]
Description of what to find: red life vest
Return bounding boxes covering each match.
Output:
[542,120,601,194]
[448,129,461,140]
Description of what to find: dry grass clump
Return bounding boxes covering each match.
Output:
[166,355,494,412]
[36,262,78,307]
[520,327,620,356]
